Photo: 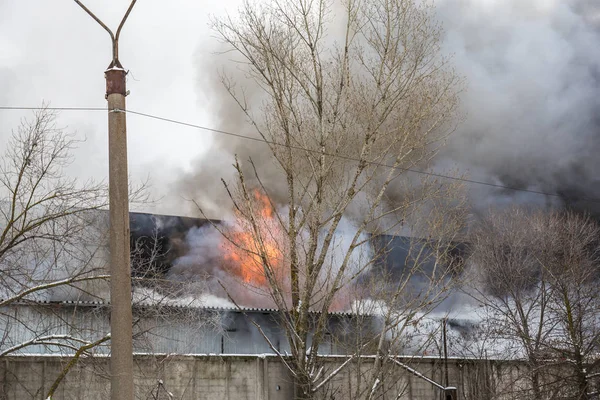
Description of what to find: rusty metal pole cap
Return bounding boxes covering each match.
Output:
[105,67,127,97]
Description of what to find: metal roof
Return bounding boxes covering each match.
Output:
[1,299,359,317]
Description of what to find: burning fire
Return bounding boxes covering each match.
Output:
[222,190,283,286]
[220,189,352,311]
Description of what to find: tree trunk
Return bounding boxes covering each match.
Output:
[531,368,543,400]
[294,374,313,400]
[575,364,589,400]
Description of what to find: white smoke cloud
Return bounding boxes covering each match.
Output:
[132,286,235,309]
[167,224,228,281]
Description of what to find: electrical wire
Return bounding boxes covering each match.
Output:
[122,109,600,204]
[0,106,106,111]
[2,105,600,204]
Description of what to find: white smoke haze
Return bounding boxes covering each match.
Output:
[167,225,226,281]
[165,224,252,307]
[320,216,375,278]
[132,286,235,309]
[350,299,389,316]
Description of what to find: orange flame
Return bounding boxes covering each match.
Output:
[223,190,282,286]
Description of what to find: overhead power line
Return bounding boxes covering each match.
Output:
[121,109,600,205]
[0,106,106,111]
[2,105,600,204]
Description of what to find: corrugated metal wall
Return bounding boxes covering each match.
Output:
[0,304,299,356]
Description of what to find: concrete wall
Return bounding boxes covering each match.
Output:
[0,355,526,400]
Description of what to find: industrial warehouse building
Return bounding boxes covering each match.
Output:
[0,211,470,357]
[1,299,499,399]
[0,211,512,399]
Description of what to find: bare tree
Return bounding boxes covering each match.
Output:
[0,107,109,347]
[0,108,226,398]
[537,212,600,400]
[468,208,600,400]
[0,107,149,398]
[204,0,466,397]
[0,107,113,399]
[467,207,554,399]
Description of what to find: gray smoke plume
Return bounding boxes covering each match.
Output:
[180,0,600,216]
[434,0,600,213]
[176,41,285,219]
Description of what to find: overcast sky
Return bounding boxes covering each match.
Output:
[0,0,245,215]
[2,0,600,217]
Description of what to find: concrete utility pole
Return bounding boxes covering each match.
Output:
[443,317,449,387]
[73,2,138,400]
